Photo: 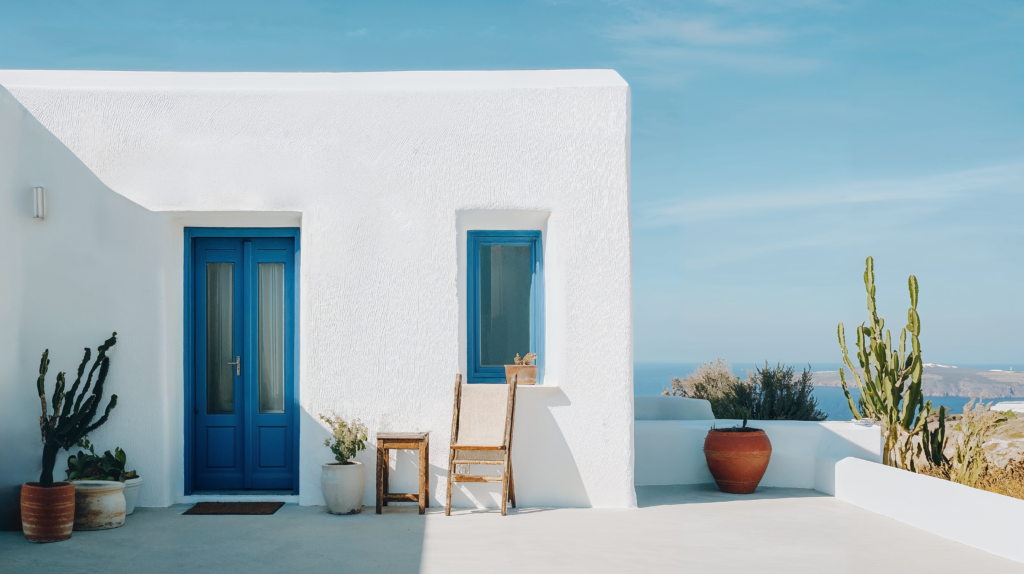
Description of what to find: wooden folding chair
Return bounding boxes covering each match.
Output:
[444,373,518,516]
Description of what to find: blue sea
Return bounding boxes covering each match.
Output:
[634,362,1024,421]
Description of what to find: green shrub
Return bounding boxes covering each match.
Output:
[664,359,827,421]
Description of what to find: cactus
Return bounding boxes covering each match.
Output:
[36,332,118,487]
[837,258,946,470]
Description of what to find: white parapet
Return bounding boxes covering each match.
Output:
[634,419,881,492]
[835,457,1024,564]
[992,401,1024,413]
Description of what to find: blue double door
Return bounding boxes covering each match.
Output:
[192,236,296,491]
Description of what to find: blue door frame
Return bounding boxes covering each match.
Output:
[184,227,300,494]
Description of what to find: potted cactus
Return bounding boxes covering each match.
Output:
[505,352,537,386]
[22,333,119,542]
[319,413,368,515]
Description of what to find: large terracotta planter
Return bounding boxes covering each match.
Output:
[703,428,772,494]
[21,482,76,543]
[73,481,126,530]
[504,365,537,386]
[321,462,365,515]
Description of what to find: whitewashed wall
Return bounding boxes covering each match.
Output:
[0,69,634,518]
[0,86,174,528]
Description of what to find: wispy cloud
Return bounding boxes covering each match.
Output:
[622,45,821,73]
[610,17,783,45]
[635,162,1024,227]
[605,9,821,78]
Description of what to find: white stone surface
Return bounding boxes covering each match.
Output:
[992,401,1024,413]
[4,487,1023,573]
[0,68,634,523]
[835,457,1024,565]
[634,419,881,492]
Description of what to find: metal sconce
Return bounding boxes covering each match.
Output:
[32,187,46,219]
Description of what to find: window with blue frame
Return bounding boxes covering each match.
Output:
[467,230,544,384]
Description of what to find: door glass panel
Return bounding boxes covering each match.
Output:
[478,244,532,366]
[259,263,286,414]
[206,263,234,414]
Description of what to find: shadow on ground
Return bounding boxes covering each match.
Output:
[636,483,828,508]
[1,503,426,574]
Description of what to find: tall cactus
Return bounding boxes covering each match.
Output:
[36,332,119,487]
[838,258,946,470]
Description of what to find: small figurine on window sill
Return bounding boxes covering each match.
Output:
[513,353,537,366]
[506,353,538,385]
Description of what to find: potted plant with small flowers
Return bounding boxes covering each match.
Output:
[319,413,368,515]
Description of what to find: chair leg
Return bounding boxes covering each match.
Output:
[508,460,516,508]
[500,458,510,516]
[445,448,456,516]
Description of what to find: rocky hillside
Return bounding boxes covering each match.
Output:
[813,364,1024,398]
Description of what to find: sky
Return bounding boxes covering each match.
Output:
[1,0,1022,365]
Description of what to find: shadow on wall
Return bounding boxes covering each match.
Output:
[300,388,591,510]
[443,388,591,509]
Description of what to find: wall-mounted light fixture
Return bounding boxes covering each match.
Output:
[32,187,46,219]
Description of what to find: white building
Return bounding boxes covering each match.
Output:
[0,69,634,525]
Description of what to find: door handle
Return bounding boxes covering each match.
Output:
[227,356,241,376]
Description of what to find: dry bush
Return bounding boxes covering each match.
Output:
[663,359,826,421]
[663,358,738,401]
[919,399,1020,499]
[977,456,1024,501]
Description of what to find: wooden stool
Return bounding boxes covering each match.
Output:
[376,432,429,515]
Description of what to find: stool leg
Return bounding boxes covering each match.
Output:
[424,436,430,509]
[418,443,427,515]
[383,447,390,505]
[376,440,385,514]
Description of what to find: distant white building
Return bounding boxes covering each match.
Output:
[0,69,634,526]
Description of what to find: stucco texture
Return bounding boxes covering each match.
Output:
[0,70,634,518]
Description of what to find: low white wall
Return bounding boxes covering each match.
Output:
[634,396,714,421]
[634,420,881,492]
[835,457,1024,564]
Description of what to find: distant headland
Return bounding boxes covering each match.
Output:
[813,364,1024,398]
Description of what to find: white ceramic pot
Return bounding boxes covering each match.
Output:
[321,461,365,515]
[123,477,142,515]
[72,481,126,530]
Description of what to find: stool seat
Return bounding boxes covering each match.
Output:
[376,432,430,515]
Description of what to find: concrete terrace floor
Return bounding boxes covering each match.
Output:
[4,485,1022,574]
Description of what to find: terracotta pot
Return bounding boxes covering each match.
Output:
[504,364,537,386]
[703,428,772,494]
[321,462,365,515]
[21,482,76,543]
[73,481,126,530]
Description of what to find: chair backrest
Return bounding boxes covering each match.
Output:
[450,375,518,448]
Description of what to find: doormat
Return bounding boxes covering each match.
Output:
[183,502,285,515]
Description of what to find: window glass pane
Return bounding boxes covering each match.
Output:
[479,244,532,366]
[259,263,286,414]
[206,263,234,414]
